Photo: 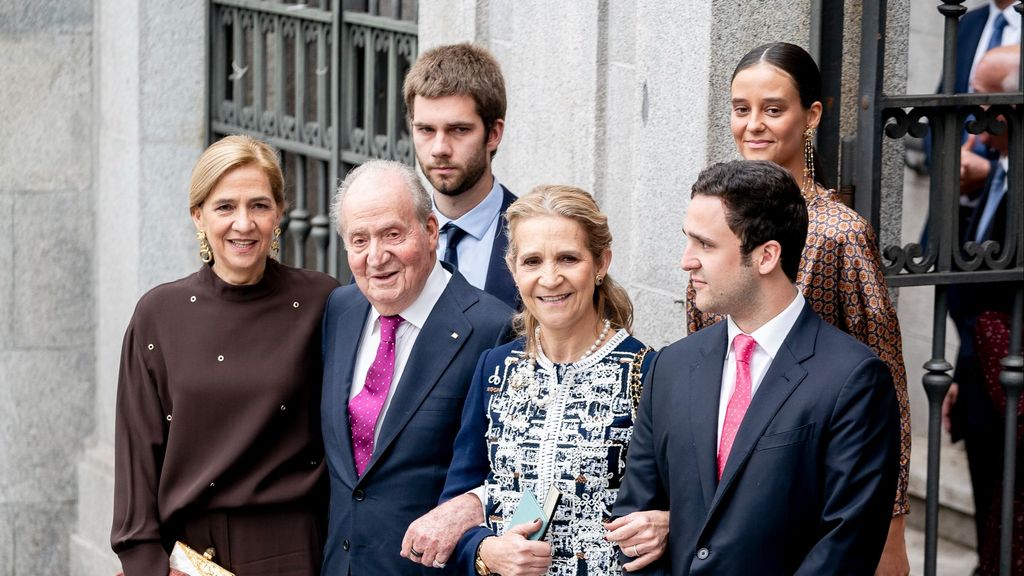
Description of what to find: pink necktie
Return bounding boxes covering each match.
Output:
[718,333,758,480]
[349,315,403,476]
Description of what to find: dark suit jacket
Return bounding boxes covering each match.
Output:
[949,160,1016,441]
[614,303,900,575]
[482,185,519,309]
[320,269,512,575]
[924,4,991,167]
[950,5,989,95]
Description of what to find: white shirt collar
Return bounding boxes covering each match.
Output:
[989,1,1021,29]
[368,259,451,330]
[726,290,806,360]
[433,177,503,241]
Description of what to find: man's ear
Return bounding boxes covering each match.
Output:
[754,240,783,276]
[486,118,505,153]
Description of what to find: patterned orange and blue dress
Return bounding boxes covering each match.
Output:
[686,188,912,516]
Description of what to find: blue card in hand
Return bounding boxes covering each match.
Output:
[506,486,562,540]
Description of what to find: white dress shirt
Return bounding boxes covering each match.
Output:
[969,2,1022,91]
[349,260,451,443]
[717,292,806,449]
[434,177,505,290]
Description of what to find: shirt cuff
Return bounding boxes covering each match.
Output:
[468,485,486,525]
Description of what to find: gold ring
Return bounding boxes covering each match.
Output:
[632,544,640,557]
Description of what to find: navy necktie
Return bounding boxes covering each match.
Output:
[985,13,1008,54]
[442,223,468,270]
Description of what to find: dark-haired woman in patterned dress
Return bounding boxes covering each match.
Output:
[685,42,913,575]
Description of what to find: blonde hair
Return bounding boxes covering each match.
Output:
[504,185,634,356]
[188,135,285,212]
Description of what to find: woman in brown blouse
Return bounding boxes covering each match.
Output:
[111,135,339,575]
[686,42,913,575]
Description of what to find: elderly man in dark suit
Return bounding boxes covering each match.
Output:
[614,160,900,575]
[320,159,512,575]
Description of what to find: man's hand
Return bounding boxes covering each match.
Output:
[401,492,484,568]
[604,510,669,572]
[875,515,909,576]
[943,382,959,434]
[960,135,991,198]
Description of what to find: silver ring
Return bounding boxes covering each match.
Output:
[631,544,640,557]
[432,560,446,569]
[410,547,424,558]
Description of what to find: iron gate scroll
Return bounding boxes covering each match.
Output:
[855,2,1023,575]
[209,0,417,278]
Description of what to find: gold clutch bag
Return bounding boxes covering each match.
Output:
[168,541,236,576]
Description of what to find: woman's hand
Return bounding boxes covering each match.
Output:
[604,510,669,571]
[478,520,552,576]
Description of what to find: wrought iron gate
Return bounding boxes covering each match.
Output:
[852,2,1023,574]
[208,0,417,279]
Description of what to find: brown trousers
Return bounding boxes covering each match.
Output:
[173,506,324,575]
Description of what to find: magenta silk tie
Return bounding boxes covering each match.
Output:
[717,333,758,480]
[349,315,403,476]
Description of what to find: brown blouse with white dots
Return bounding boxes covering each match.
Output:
[686,189,912,516]
[111,259,339,573]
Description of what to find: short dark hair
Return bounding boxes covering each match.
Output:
[691,160,808,281]
[403,43,507,135]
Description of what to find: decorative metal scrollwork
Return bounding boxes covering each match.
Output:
[879,99,1020,279]
[211,0,418,276]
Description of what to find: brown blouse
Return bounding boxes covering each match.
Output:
[686,189,912,516]
[111,259,339,573]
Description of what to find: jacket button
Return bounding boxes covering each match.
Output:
[342,539,350,551]
[353,489,365,501]
[696,547,710,560]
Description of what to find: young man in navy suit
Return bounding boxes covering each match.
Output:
[404,43,519,310]
[613,160,900,575]
[320,160,511,575]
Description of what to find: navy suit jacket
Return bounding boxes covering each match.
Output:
[481,185,519,310]
[949,160,1016,440]
[950,5,989,95]
[320,269,512,575]
[614,303,900,575]
[925,5,994,162]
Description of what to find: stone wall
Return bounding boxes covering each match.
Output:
[0,1,95,573]
[69,2,207,574]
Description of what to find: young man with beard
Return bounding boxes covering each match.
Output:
[403,43,519,309]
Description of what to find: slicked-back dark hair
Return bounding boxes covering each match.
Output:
[691,160,808,282]
[733,42,830,189]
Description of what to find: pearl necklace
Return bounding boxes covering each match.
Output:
[518,319,612,407]
[535,318,612,364]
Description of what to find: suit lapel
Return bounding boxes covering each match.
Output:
[484,186,519,309]
[690,323,728,511]
[705,305,819,523]
[362,274,477,477]
[327,295,372,488]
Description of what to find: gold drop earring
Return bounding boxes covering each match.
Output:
[197,230,213,263]
[270,226,282,258]
[802,126,816,197]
